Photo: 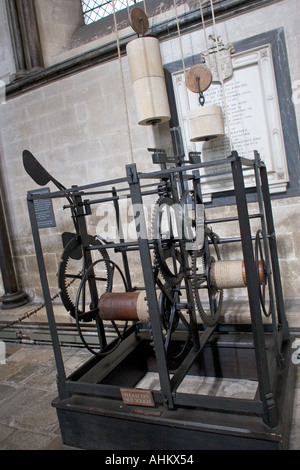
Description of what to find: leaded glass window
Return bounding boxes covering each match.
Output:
[81,1,137,25]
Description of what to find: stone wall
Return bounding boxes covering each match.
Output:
[0,0,299,324]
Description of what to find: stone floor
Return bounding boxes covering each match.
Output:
[0,342,88,450]
[0,340,299,450]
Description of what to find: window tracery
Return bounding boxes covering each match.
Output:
[81,0,138,25]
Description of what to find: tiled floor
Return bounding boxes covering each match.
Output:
[0,340,299,450]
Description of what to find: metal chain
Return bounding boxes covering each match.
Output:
[0,272,82,332]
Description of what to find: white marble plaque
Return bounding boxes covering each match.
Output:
[172,45,289,201]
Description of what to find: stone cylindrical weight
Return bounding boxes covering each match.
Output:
[126,37,171,126]
[188,104,225,141]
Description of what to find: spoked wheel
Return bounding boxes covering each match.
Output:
[58,234,112,322]
[157,284,193,370]
[74,257,129,356]
[255,229,271,317]
[192,229,223,327]
[152,196,185,287]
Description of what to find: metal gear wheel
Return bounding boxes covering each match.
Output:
[58,234,111,322]
[157,285,193,369]
[255,229,271,317]
[151,196,185,287]
[191,228,223,327]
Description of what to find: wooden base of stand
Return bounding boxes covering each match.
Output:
[53,331,297,450]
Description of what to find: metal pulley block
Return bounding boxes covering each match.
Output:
[185,64,213,105]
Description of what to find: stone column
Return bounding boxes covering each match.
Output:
[5,0,44,80]
[0,184,28,310]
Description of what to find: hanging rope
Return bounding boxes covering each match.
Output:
[125,0,147,18]
[143,0,148,17]
[198,0,211,70]
[173,0,187,76]
[112,0,135,164]
[209,0,233,151]
[125,0,131,17]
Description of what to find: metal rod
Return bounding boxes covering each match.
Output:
[112,187,132,291]
[88,240,146,251]
[27,176,129,200]
[206,213,262,224]
[138,156,241,180]
[27,194,68,400]
[258,154,290,341]
[173,393,264,415]
[230,151,278,428]
[170,325,217,392]
[26,155,256,205]
[126,163,175,409]
[217,235,261,244]
[253,153,281,363]
[74,192,107,349]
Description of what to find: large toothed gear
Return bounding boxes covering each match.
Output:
[157,286,193,369]
[58,234,111,322]
[191,229,223,327]
[255,229,270,317]
[151,196,185,287]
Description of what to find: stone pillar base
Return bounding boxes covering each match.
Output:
[0,291,29,310]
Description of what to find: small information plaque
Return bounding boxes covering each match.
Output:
[31,187,56,229]
[121,388,155,407]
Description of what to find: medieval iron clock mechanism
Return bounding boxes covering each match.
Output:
[23,6,296,451]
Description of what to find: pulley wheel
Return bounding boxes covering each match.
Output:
[130,7,149,35]
[152,196,185,287]
[157,285,193,370]
[185,64,212,94]
[255,229,271,317]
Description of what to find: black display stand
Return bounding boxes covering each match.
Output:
[26,151,297,450]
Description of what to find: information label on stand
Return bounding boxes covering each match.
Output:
[31,187,56,229]
[121,388,155,407]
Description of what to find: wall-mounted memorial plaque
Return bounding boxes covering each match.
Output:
[172,44,289,201]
